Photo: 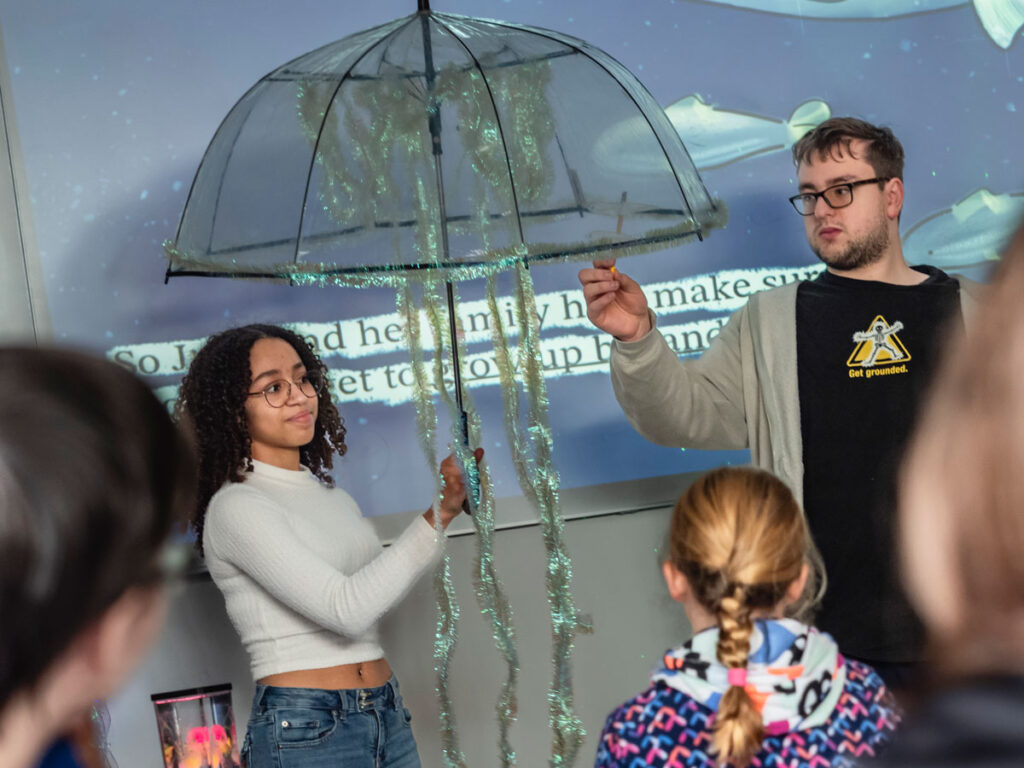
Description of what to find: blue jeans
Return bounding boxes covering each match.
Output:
[242,676,421,768]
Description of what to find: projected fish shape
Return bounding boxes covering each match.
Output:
[687,0,1024,49]
[665,96,830,170]
[903,188,1024,268]
[593,96,829,174]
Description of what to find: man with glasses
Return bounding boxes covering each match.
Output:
[578,117,983,687]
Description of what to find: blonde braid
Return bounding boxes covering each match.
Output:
[712,584,763,768]
[666,467,813,767]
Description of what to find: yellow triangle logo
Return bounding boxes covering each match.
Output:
[847,315,911,368]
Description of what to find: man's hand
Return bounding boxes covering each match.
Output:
[578,259,651,342]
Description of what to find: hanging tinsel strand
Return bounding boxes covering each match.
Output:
[512,262,592,768]
[397,282,468,768]
[421,278,521,767]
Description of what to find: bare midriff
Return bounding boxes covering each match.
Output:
[258,658,392,689]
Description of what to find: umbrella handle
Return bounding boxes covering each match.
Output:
[458,408,480,516]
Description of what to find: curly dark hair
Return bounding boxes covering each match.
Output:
[175,324,347,553]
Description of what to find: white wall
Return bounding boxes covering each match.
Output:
[107,503,693,768]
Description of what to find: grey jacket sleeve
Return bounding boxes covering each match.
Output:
[609,307,749,450]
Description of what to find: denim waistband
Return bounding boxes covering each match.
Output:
[253,675,402,714]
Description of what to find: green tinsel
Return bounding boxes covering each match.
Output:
[398,282,468,768]
[509,262,592,767]
[420,279,521,767]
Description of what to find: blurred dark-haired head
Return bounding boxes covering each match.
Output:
[0,347,196,712]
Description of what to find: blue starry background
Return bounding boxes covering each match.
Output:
[2,0,1020,523]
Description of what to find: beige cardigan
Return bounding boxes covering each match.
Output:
[609,277,983,507]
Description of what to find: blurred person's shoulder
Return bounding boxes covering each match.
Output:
[34,739,86,768]
[870,675,1024,768]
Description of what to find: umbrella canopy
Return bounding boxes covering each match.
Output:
[165,7,724,283]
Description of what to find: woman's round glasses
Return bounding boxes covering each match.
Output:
[247,371,324,408]
[788,177,890,216]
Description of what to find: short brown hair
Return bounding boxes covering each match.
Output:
[792,117,904,181]
[666,467,813,767]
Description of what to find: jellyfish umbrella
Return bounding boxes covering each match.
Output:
[165,4,723,766]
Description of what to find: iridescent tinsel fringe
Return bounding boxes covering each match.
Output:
[397,283,467,768]
[424,280,522,768]
[504,264,592,767]
[400,280,522,768]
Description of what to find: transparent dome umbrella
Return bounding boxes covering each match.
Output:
[165,4,724,766]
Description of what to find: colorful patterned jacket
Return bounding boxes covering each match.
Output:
[596,657,899,767]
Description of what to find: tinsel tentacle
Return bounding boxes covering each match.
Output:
[512,262,591,768]
[397,282,467,768]
[296,81,361,230]
[445,114,524,768]
[485,275,537,509]
[484,59,555,206]
[421,279,521,767]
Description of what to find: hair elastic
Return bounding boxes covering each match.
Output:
[727,668,747,687]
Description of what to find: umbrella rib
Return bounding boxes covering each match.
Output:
[269,15,409,80]
[170,15,413,278]
[268,47,577,82]
[184,202,686,255]
[168,227,698,281]
[291,16,417,269]
[166,80,264,283]
[504,24,701,239]
[431,14,527,247]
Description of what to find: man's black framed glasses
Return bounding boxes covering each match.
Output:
[788,177,890,216]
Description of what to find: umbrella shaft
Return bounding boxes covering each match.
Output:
[445,281,466,416]
[419,12,442,154]
[420,13,467,449]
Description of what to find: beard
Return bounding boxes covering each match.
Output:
[811,222,890,272]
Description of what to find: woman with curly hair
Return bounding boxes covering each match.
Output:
[177,323,476,768]
[594,466,900,768]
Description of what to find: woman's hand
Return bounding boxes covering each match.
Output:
[424,448,484,530]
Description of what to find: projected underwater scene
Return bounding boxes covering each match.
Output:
[2,0,1019,529]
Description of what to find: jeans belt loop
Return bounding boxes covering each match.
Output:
[253,685,269,711]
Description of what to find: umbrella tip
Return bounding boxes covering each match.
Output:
[417,0,430,12]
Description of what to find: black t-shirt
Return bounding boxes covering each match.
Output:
[796,266,962,662]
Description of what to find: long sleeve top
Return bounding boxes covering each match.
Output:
[202,459,442,680]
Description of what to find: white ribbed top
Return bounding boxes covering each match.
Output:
[203,460,441,680]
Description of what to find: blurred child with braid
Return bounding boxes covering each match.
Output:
[594,467,900,768]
